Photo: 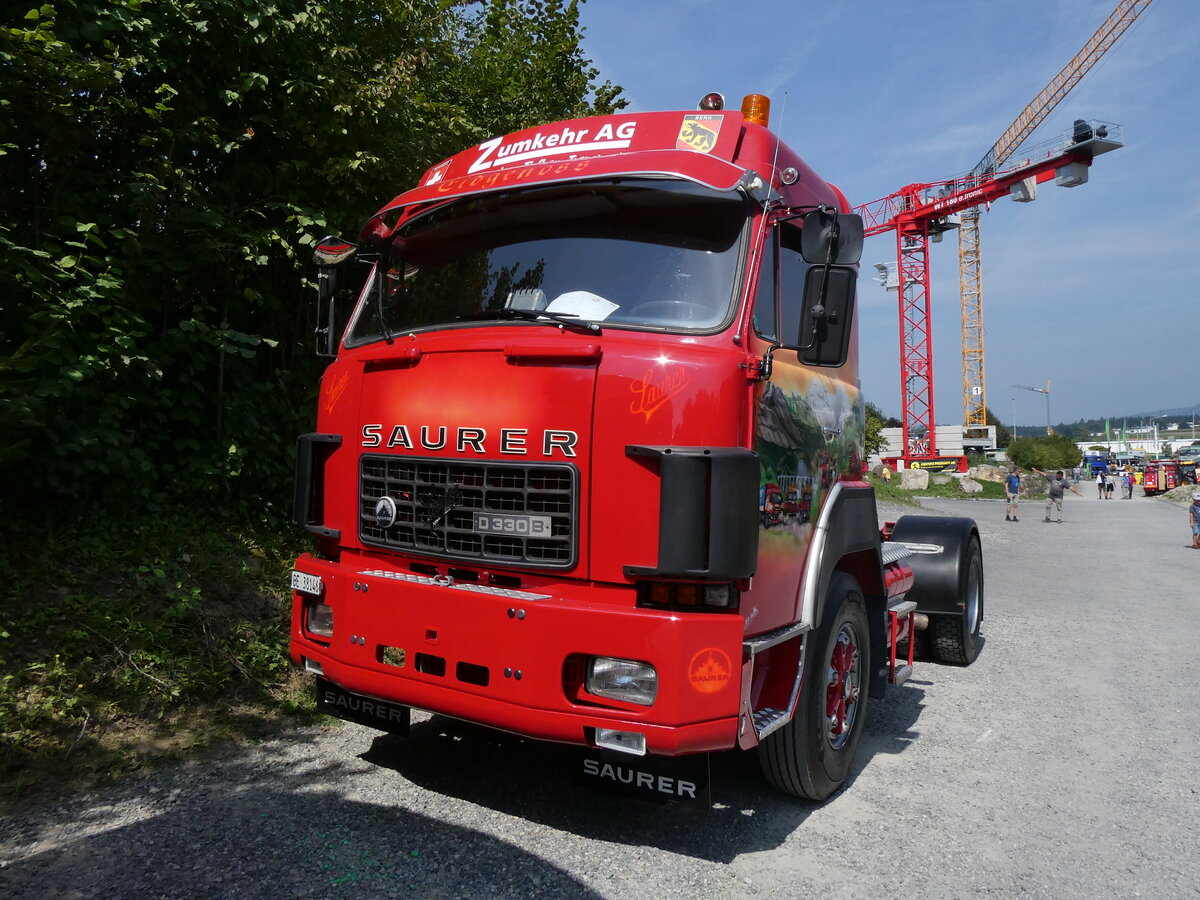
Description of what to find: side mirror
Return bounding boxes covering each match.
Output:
[312,235,357,358]
[313,237,358,267]
[800,210,863,266]
[797,266,856,367]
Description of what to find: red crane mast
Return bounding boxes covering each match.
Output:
[854,122,1122,466]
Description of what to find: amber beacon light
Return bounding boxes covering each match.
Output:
[741,94,770,127]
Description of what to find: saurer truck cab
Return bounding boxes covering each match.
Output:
[291,94,984,806]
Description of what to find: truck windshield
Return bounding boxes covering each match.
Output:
[345,179,749,346]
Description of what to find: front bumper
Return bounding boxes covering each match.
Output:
[290,553,744,756]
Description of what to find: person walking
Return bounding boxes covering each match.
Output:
[1034,468,1081,523]
[1005,467,1022,521]
[1096,469,1105,499]
[1190,492,1200,549]
[1105,472,1116,499]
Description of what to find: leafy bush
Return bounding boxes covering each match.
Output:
[1,0,626,796]
[0,514,308,796]
[1007,434,1082,471]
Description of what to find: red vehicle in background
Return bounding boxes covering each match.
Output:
[1142,459,1183,495]
[760,482,784,528]
[289,93,984,807]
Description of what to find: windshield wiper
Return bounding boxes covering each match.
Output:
[457,307,601,334]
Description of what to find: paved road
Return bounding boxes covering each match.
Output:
[2,488,1198,898]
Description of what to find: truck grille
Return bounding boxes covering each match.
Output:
[359,455,578,569]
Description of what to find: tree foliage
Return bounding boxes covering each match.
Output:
[1006,433,1081,472]
[985,406,1011,448]
[0,0,622,523]
[864,401,888,458]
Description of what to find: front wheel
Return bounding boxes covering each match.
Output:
[758,573,870,801]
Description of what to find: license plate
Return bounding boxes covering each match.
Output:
[473,512,553,536]
[290,570,323,596]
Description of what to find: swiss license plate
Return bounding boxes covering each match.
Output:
[290,569,323,596]
[473,512,553,536]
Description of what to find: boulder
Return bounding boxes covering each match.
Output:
[967,464,1007,483]
[959,477,983,494]
[900,468,930,491]
[932,474,954,486]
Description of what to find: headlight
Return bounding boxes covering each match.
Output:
[305,601,334,638]
[586,657,657,706]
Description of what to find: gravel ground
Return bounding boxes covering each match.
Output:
[2,487,1197,898]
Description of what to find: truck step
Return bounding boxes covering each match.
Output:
[888,599,917,617]
[890,663,913,687]
[752,707,789,739]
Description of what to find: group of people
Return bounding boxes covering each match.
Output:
[1094,469,1137,500]
[1004,466,1080,523]
[1006,465,1200,545]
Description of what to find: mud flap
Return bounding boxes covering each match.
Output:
[578,750,711,810]
[315,676,411,734]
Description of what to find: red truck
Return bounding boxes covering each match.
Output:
[1142,459,1183,496]
[290,93,984,806]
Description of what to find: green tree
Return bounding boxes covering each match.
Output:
[0,0,621,522]
[985,406,1011,448]
[864,401,889,458]
[1008,434,1081,471]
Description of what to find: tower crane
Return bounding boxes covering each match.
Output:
[855,124,1121,465]
[961,0,1154,438]
[1012,381,1052,436]
[855,0,1149,469]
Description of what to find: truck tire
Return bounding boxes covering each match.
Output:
[888,516,983,666]
[758,573,869,802]
[897,625,931,661]
[928,536,983,664]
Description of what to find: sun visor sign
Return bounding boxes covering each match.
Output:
[417,111,742,188]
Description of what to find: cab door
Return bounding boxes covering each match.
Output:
[743,221,863,633]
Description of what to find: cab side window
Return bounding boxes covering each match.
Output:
[751,232,778,341]
[777,224,811,349]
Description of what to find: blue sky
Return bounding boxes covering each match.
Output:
[577,0,1199,428]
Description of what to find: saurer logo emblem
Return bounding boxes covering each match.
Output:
[322,371,349,413]
[688,648,732,694]
[629,367,692,423]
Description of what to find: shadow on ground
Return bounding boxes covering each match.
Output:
[0,671,939,897]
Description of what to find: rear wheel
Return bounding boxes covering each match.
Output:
[930,536,983,665]
[759,573,870,801]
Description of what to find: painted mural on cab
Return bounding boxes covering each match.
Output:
[754,371,863,543]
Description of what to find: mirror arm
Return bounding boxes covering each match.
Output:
[373,257,396,345]
[773,201,829,225]
[315,268,337,357]
[795,318,823,352]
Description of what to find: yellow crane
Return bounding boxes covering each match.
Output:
[961,0,1153,439]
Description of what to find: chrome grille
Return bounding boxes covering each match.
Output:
[359,455,577,568]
